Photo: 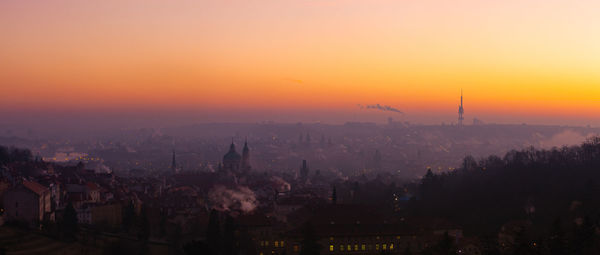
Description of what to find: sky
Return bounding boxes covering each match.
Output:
[1,0,599,127]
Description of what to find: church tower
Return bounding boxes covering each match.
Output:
[241,139,251,172]
[171,149,178,174]
[300,159,309,180]
[222,141,241,173]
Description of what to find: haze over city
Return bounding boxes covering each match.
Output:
[2,1,600,255]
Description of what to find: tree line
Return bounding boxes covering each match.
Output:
[410,137,600,254]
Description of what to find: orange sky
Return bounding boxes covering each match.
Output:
[1,0,599,125]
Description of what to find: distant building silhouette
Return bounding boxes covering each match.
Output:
[241,139,251,172]
[222,142,241,173]
[373,149,382,171]
[171,149,178,174]
[221,140,251,174]
[300,159,309,180]
[458,89,464,126]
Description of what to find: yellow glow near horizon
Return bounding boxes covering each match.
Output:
[1,0,599,124]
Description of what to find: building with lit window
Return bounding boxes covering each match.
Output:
[242,204,462,255]
[282,204,431,255]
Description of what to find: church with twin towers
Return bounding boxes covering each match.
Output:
[170,139,251,174]
[220,139,252,174]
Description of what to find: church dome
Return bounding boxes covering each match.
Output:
[223,143,241,162]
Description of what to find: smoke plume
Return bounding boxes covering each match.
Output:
[358,104,402,114]
[270,176,291,193]
[208,185,258,213]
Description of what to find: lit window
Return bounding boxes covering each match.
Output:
[281,241,285,247]
[260,241,264,246]
[383,244,387,250]
[259,253,263,255]
[376,244,379,250]
[361,244,366,251]
[294,245,299,252]
[347,245,351,251]
[354,244,358,251]
[265,241,269,246]
[275,241,279,248]
[390,243,394,250]
[329,245,334,252]
[340,245,344,251]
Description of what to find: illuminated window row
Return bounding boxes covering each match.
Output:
[260,240,285,247]
[331,243,395,252]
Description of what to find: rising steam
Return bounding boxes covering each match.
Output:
[208,185,258,213]
[270,176,291,193]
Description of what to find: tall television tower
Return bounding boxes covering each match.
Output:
[458,89,464,126]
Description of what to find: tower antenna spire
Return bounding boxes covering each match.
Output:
[458,89,464,126]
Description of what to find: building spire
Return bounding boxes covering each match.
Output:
[242,138,251,172]
[458,89,464,126]
[229,138,236,151]
[171,149,177,173]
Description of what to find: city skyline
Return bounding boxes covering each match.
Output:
[3,2,600,255]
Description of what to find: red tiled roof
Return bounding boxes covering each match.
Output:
[23,180,48,195]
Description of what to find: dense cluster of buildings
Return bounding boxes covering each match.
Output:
[0,161,124,229]
[0,141,508,255]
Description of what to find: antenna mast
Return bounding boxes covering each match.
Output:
[458,89,464,126]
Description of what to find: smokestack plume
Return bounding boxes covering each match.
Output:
[358,104,403,114]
